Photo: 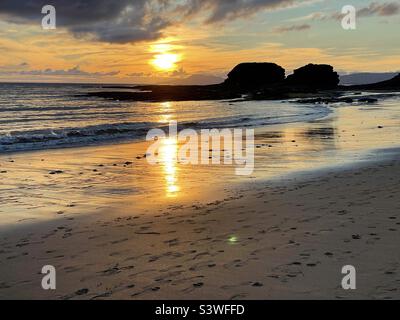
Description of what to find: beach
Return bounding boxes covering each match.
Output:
[0,151,399,299]
[1,93,400,299]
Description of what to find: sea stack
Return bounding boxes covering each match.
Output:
[286,63,339,89]
[224,62,286,91]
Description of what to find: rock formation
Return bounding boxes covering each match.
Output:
[224,62,285,91]
[286,64,339,89]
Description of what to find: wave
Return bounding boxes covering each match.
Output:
[0,122,151,153]
[0,104,114,113]
[0,104,331,154]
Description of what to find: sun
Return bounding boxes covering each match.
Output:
[151,53,179,71]
[149,42,182,72]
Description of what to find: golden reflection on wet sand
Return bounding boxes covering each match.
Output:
[159,137,180,198]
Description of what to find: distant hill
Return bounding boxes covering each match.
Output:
[340,72,398,85]
[166,74,225,86]
[347,73,400,90]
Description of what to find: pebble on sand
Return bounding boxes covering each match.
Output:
[252,282,263,287]
[49,170,64,175]
[75,288,89,296]
[193,282,204,288]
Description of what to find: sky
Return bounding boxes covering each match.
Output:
[0,0,399,83]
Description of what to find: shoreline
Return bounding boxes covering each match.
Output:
[1,98,400,226]
[2,143,399,233]
[1,143,399,232]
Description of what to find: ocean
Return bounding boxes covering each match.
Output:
[0,83,331,153]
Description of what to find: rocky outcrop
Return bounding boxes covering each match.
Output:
[87,62,397,103]
[87,84,240,102]
[224,62,285,91]
[286,64,339,89]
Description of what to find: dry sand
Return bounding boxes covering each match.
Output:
[1,156,399,300]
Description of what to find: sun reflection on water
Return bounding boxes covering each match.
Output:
[158,102,173,124]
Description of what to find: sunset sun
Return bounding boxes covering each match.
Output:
[151,53,179,71]
[150,43,181,72]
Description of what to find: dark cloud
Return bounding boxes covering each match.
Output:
[358,2,400,17]
[176,0,313,24]
[310,1,400,21]
[0,0,314,43]
[273,23,311,33]
[0,0,170,43]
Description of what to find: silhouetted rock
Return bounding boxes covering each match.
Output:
[376,73,400,88]
[86,62,397,103]
[358,97,378,103]
[286,64,339,89]
[224,63,285,91]
[87,84,240,102]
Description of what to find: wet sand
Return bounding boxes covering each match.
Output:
[0,155,399,299]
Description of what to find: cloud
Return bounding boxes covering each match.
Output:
[175,0,318,24]
[170,67,188,77]
[0,0,317,43]
[0,65,119,77]
[304,1,400,22]
[273,23,311,33]
[358,2,400,17]
[127,72,147,77]
[0,0,170,43]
